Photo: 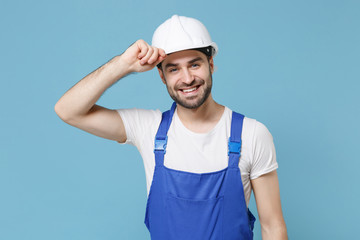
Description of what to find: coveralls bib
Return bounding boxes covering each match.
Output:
[144,103,255,240]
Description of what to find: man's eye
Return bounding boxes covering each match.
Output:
[169,68,177,73]
[191,63,199,68]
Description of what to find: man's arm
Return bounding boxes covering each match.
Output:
[54,40,166,142]
[251,170,288,240]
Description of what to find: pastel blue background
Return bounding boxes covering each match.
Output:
[1,0,359,239]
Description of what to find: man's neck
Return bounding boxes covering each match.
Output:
[176,95,225,133]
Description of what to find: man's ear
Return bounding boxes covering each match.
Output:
[157,67,166,84]
[209,56,214,74]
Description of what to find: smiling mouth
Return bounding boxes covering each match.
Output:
[180,85,200,93]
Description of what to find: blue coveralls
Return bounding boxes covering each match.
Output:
[144,103,255,239]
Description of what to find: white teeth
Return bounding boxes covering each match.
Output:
[183,87,197,93]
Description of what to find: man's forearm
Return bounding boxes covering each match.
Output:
[262,221,288,240]
[54,55,129,121]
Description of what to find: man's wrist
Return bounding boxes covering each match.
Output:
[107,55,133,81]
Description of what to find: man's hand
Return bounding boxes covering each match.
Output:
[121,39,167,73]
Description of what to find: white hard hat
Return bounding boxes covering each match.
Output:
[152,15,218,57]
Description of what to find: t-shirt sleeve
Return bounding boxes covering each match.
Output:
[115,108,162,148]
[250,121,278,180]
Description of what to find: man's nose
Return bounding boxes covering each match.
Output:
[182,68,195,85]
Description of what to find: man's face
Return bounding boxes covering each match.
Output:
[158,50,214,109]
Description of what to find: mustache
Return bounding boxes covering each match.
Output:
[175,79,205,90]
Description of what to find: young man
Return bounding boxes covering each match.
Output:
[55,15,287,239]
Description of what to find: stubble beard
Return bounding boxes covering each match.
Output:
[164,71,213,109]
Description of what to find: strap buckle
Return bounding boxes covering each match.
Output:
[154,136,168,154]
[228,138,241,156]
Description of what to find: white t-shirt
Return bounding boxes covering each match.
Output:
[116,106,278,207]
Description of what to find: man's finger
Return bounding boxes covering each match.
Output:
[137,40,149,59]
[148,47,159,64]
[140,47,154,65]
[158,48,166,58]
[153,54,166,67]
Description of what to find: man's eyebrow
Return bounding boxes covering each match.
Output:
[164,63,178,70]
[188,57,204,64]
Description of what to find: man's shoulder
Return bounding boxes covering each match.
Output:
[224,106,258,128]
[115,107,163,145]
[243,116,272,139]
[224,106,272,138]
